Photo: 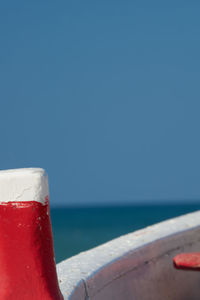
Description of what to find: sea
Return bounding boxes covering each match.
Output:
[51,203,200,263]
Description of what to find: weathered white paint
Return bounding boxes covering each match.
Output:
[57,210,200,300]
[0,168,49,204]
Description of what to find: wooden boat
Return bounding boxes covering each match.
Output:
[0,167,199,299]
[57,210,200,300]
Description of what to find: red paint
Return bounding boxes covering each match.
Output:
[0,201,63,300]
[173,252,200,271]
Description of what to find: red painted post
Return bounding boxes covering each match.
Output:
[0,168,64,300]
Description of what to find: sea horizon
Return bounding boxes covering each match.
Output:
[51,202,200,263]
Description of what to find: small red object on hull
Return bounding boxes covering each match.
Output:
[173,252,200,271]
[0,168,63,300]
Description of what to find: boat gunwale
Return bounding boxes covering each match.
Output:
[57,210,200,299]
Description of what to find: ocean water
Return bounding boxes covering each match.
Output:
[51,203,200,263]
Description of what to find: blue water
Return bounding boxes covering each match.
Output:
[51,203,200,263]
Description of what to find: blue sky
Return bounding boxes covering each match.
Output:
[1,1,200,206]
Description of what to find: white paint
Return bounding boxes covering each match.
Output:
[0,168,49,204]
[57,210,200,300]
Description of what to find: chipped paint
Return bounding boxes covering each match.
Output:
[0,168,63,300]
[0,168,49,204]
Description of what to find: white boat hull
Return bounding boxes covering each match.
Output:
[57,210,200,299]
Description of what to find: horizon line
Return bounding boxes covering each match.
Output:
[50,199,200,209]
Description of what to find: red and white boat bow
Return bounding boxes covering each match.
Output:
[0,168,63,300]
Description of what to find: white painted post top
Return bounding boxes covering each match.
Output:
[0,168,49,204]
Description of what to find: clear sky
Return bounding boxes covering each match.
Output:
[1,1,200,206]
